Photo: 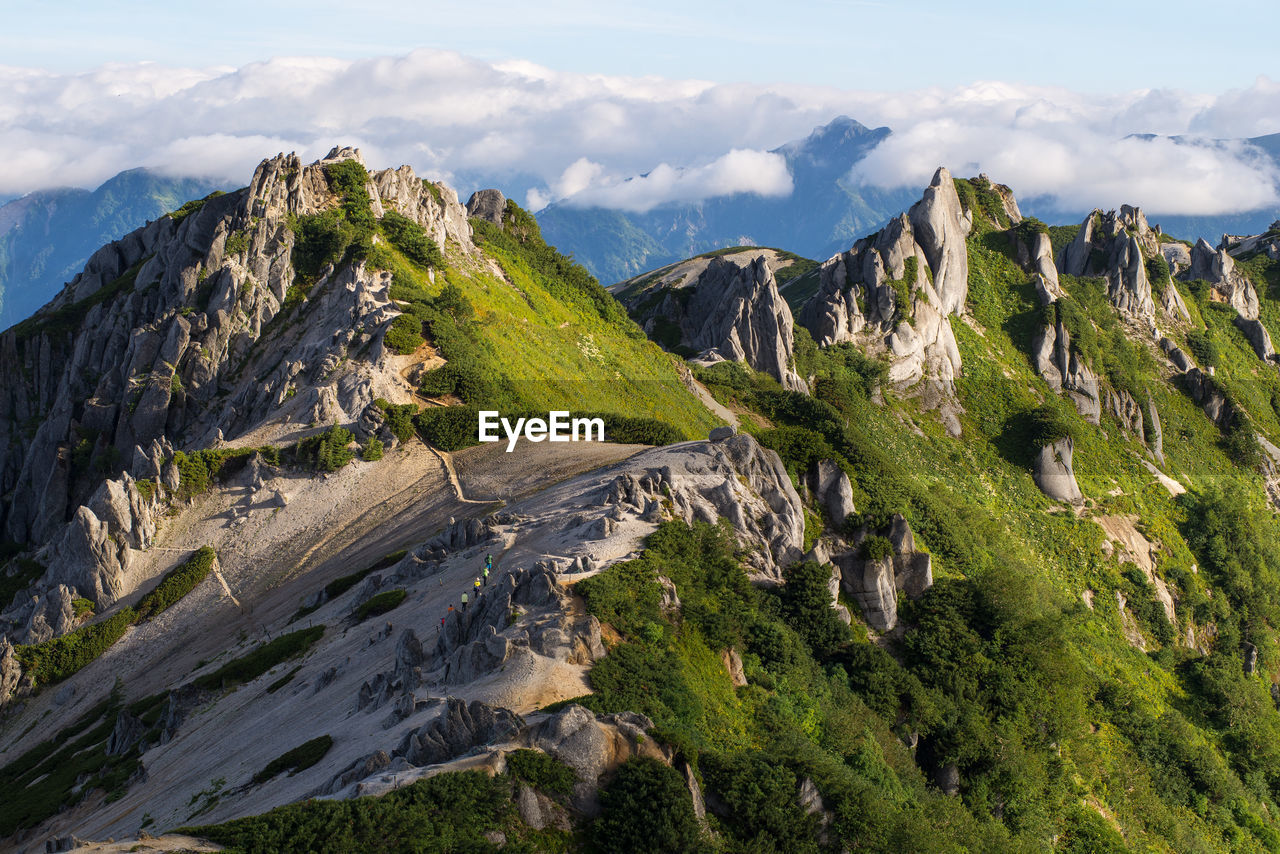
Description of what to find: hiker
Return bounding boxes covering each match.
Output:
[485,554,493,572]
[440,615,446,630]
[474,577,482,593]
[447,603,454,615]
[483,565,490,586]
[461,592,469,612]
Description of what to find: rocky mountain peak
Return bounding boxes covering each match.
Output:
[0,148,473,625]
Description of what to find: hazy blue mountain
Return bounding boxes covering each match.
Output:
[535,117,920,284]
[0,169,223,329]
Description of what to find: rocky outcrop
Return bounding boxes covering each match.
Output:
[466,189,507,224]
[1061,206,1157,321]
[0,147,477,641]
[799,175,965,433]
[830,514,933,632]
[1034,437,1083,504]
[1106,389,1146,442]
[431,562,604,686]
[1235,316,1276,361]
[806,459,855,527]
[0,637,21,704]
[626,253,807,391]
[526,704,667,813]
[908,167,973,315]
[1187,238,1259,319]
[1031,315,1102,424]
[393,697,522,767]
[1147,399,1165,465]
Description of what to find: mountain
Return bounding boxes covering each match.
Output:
[536,116,920,284]
[9,149,1280,853]
[0,169,225,330]
[536,120,1280,287]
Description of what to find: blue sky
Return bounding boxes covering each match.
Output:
[2,0,1276,92]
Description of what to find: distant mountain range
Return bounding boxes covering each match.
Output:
[0,170,223,329]
[535,118,1280,285]
[535,117,921,284]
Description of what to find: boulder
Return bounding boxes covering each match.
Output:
[1234,316,1275,361]
[466,189,507,225]
[1034,438,1083,504]
[809,458,855,527]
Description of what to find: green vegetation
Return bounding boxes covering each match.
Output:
[504,749,576,797]
[134,546,217,622]
[173,446,276,501]
[373,398,417,442]
[293,424,355,472]
[355,588,407,620]
[361,436,384,461]
[0,688,167,837]
[591,756,706,854]
[252,735,334,784]
[15,547,218,689]
[185,770,565,853]
[384,312,424,354]
[191,626,324,692]
[289,549,408,623]
[379,210,443,269]
[168,190,226,223]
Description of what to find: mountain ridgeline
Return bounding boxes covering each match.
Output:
[4,146,1280,854]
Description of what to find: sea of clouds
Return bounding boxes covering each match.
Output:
[1,50,1277,216]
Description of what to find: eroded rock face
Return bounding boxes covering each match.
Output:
[799,177,965,433]
[0,637,22,704]
[1061,206,1158,321]
[829,514,933,632]
[1034,438,1083,504]
[807,459,855,527]
[466,189,507,225]
[394,698,522,767]
[626,253,807,391]
[1031,319,1102,424]
[0,147,476,641]
[908,167,973,315]
[1187,238,1259,319]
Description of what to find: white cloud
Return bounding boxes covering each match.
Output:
[0,52,1276,219]
[550,149,792,212]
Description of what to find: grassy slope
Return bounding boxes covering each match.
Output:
[443,246,717,433]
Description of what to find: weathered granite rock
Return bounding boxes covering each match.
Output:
[395,697,522,767]
[908,167,973,315]
[1235,316,1275,361]
[527,704,667,813]
[1188,238,1259,319]
[1032,319,1102,424]
[808,458,856,527]
[1034,437,1083,504]
[628,253,807,391]
[799,193,964,432]
[0,146,478,643]
[466,189,507,224]
[831,514,933,631]
[0,637,21,704]
[1061,206,1158,320]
